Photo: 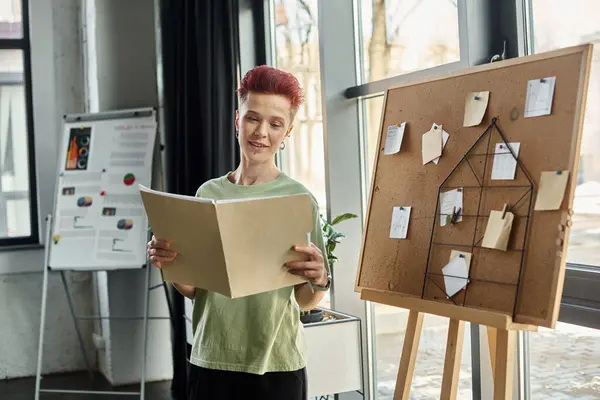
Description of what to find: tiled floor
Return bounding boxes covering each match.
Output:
[2,371,173,400]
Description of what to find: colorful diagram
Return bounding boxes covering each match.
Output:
[102,207,117,216]
[123,173,136,186]
[77,196,93,207]
[62,187,75,195]
[117,218,134,230]
[65,127,92,170]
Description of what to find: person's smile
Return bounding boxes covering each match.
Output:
[248,140,269,150]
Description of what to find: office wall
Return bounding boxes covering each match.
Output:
[0,0,95,379]
[85,0,172,385]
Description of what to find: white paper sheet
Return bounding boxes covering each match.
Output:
[524,77,556,118]
[432,123,449,165]
[389,206,411,239]
[440,188,463,226]
[491,142,521,180]
[442,255,470,298]
[383,122,406,155]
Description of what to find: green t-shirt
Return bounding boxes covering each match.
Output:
[189,171,328,375]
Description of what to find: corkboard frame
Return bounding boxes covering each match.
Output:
[355,44,594,329]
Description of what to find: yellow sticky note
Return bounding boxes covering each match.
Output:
[481,207,514,252]
[422,126,443,165]
[534,171,570,211]
[463,91,490,127]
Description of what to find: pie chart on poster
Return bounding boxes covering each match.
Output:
[117,218,134,230]
[123,173,136,186]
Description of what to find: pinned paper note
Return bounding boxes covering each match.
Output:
[422,125,443,165]
[440,188,463,226]
[463,91,490,127]
[534,170,570,211]
[524,77,556,118]
[442,252,471,298]
[491,142,520,180]
[390,206,411,239]
[481,205,514,251]
[432,123,449,165]
[383,122,406,155]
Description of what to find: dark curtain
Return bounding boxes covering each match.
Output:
[159,0,240,398]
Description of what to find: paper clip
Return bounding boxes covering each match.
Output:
[450,207,462,224]
[501,204,509,219]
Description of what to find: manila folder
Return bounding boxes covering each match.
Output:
[139,185,313,298]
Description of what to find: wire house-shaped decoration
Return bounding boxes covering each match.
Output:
[422,117,535,318]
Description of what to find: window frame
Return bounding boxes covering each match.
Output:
[0,0,39,248]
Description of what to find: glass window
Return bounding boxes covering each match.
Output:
[0,0,22,39]
[374,311,472,399]
[359,0,461,83]
[0,49,32,240]
[528,322,600,398]
[530,0,600,267]
[271,0,329,308]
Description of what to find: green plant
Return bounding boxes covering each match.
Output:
[300,212,358,320]
[320,212,358,267]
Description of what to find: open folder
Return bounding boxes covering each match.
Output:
[139,185,313,298]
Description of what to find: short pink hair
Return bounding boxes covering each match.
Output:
[237,65,304,115]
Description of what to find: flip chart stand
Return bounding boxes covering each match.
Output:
[394,310,530,400]
[33,214,158,399]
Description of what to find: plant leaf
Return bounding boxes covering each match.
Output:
[331,213,358,226]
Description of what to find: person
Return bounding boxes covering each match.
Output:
[146,65,330,400]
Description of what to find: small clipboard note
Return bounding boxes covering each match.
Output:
[481,204,514,251]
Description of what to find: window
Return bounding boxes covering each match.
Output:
[529,322,600,398]
[355,2,472,397]
[269,0,329,308]
[0,0,37,246]
[529,0,600,267]
[359,0,461,83]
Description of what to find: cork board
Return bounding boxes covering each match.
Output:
[355,44,593,329]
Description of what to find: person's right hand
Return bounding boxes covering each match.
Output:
[147,235,177,268]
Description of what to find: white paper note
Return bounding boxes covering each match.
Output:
[389,206,411,239]
[491,142,520,180]
[383,122,406,155]
[524,77,556,118]
[440,188,463,226]
[442,254,470,298]
[432,123,450,165]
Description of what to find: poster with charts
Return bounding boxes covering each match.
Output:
[49,109,157,270]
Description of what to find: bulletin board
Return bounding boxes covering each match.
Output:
[355,44,593,329]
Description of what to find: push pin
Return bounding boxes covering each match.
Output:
[540,78,547,83]
[458,254,465,258]
[474,95,481,100]
[556,170,562,175]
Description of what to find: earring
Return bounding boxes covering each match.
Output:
[279,141,286,150]
[235,130,239,138]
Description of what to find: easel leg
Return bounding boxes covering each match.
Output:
[440,319,465,400]
[487,326,497,376]
[60,270,95,382]
[140,264,152,399]
[493,329,517,400]
[34,261,50,400]
[394,310,424,400]
[35,215,53,400]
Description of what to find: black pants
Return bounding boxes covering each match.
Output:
[187,363,308,400]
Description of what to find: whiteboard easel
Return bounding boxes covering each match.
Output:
[34,108,162,399]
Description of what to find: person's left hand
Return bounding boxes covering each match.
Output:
[286,243,327,286]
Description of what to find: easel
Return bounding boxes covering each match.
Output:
[361,289,537,400]
[34,108,172,399]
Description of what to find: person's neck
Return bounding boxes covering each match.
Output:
[230,158,280,186]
